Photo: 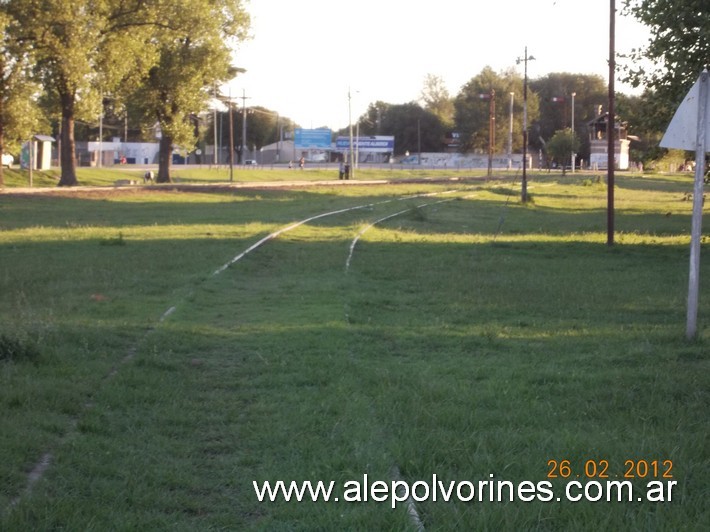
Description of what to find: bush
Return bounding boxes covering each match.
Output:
[0,334,40,363]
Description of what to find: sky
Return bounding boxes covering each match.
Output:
[223,0,653,130]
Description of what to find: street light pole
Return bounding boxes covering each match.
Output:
[522,63,527,200]
[489,89,496,177]
[348,87,355,179]
[98,104,103,169]
[571,91,576,173]
[516,47,535,203]
[213,86,219,167]
[228,94,234,182]
[276,112,280,163]
[240,89,250,165]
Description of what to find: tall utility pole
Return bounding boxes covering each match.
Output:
[98,104,103,169]
[276,112,281,163]
[213,86,219,166]
[508,92,515,171]
[489,89,496,177]
[607,0,616,246]
[240,89,250,165]
[516,47,535,203]
[348,87,355,179]
[571,92,576,173]
[228,93,234,181]
[478,90,496,177]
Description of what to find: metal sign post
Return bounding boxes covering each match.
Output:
[660,69,710,339]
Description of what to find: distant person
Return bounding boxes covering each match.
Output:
[299,157,305,170]
[339,159,345,180]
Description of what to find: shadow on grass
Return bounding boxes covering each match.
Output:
[1,176,701,242]
[1,183,708,529]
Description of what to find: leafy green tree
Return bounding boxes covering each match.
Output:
[615,91,664,164]
[529,73,607,158]
[0,9,43,186]
[357,101,445,155]
[206,106,295,165]
[454,66,538,154]
[240,106,283,153]
[621,0,710,131]
[130,0,249,182]
[420,74,454,129]
[5,0,160,186]
[546,128,580,175]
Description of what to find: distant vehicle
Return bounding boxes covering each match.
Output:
[244,159,257,165]
[1,153,13,167]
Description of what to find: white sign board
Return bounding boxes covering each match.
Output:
[660,71,710,152]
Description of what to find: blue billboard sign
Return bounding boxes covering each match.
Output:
[294,128,332,149]
[335,136,395,153]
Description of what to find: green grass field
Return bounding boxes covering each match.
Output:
[0,164,490,188]
[0,171,708,530]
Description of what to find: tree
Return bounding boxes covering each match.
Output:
[6,0,158,186]
[615,91,664,164]
[0,9,43,186]
[454,66,538,154]
[206,106,295,165]
[546,128,580,175]
[621,0,710,131]
[529,73,607,161]
[420,74,454,128]
[129,0,249,182]
[240,106,282,153]
[356,101,445,155]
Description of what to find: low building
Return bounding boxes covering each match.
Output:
[587,112,630,170]
[21,135,55,170]
[80,140,161,166]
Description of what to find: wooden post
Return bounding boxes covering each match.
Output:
[607,0,616,246]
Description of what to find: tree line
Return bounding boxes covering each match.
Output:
[331,70,656,170]
[0,0,250,186]
[348,0,709,170]
[1,0,706,185]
